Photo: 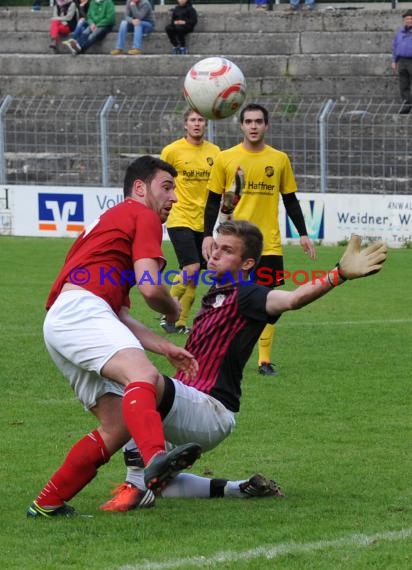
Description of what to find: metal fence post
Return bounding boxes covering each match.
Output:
[0,96,13,185]
[318,99,335,194]
[100,96,115,187]
[207,120,216,144]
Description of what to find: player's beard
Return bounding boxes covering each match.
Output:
[145,185,172,223]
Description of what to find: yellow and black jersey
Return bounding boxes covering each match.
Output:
[208,143,297,255]
[161,137,220,232]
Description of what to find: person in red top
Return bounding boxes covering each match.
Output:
[27,155,201,519]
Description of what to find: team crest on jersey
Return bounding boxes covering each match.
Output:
[265,166,274,177]
[212,294,226,308]
[207,157,214,166]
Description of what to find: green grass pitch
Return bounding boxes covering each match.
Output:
[0,236,411,569]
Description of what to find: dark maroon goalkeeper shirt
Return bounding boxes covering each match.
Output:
[175,283,279,412]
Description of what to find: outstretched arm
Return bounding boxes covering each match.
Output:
[266,235,387,316]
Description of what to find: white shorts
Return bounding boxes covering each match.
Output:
[44,289,143,410]
[163,379,236,452]
[45,290,235,450]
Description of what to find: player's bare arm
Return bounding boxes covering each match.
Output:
[134,257,180,323]
[266,236,387,317]
[119,307,198,380]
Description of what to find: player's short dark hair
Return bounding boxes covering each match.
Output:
[123,155,177,198]
[217,220,263,265]
[239,103,269,125]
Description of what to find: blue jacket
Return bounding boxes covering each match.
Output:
[392,26,412,62]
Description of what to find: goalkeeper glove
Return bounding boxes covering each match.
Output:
[329,234,387,285]
[219,167,245,223]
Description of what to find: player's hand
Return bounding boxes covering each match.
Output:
[165,345,199,380]
[220,168,244,216]
[338,235,387,280]
[300,236,317,260]
[202,236,214,261]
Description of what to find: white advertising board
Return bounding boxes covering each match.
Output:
[9,185,123,238]
[280,193,412,247]
[3,185,170,240]
[2,185,411,247]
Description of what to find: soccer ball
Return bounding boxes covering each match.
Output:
[183,57,247,120]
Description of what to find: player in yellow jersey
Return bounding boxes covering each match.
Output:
[202,103,316,376]
[160,108,220,334]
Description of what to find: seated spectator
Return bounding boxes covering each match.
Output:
[165,0,197,55]
[62,0,115,56]
[69,0,90,40]
[49,0,78,52]
[286,0,315,12]
[111,0,155,56]
[255,0,267,11]
[31,0,43,11]
[78,0,90,19]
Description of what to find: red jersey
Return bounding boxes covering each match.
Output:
[46,199,166,314]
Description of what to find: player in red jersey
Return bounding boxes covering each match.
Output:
[100,220,387,511]
[27,156,202,519]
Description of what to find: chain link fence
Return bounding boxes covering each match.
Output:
[1,95,411,194]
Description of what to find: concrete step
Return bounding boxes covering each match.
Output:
[0,30,394,55]
[0,6,403,33]
[0,53,396,98]
[0,5,403,99]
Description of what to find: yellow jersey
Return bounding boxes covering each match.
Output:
[161,137,220,232]
[208,143,297,255]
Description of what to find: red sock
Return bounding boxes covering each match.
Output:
[122,381,165,465]
[36,430,110,508]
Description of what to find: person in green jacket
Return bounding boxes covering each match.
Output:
[63,0,115,55]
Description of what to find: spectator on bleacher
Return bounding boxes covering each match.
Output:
[111,0,155,56]
[49,0,79,52]
[62,0,115,56]
[255,0,267,11]
[286,0,315,13]
[391,10,412,115]
[165,0,197,55]
[31,0,43,11]
[77,0,90,19]
[69,0,90,41]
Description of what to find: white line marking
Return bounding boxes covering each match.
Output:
[117,528,412,570]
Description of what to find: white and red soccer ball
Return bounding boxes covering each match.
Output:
[183,57,247,120]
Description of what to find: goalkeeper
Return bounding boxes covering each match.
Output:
[100,220,387,512]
